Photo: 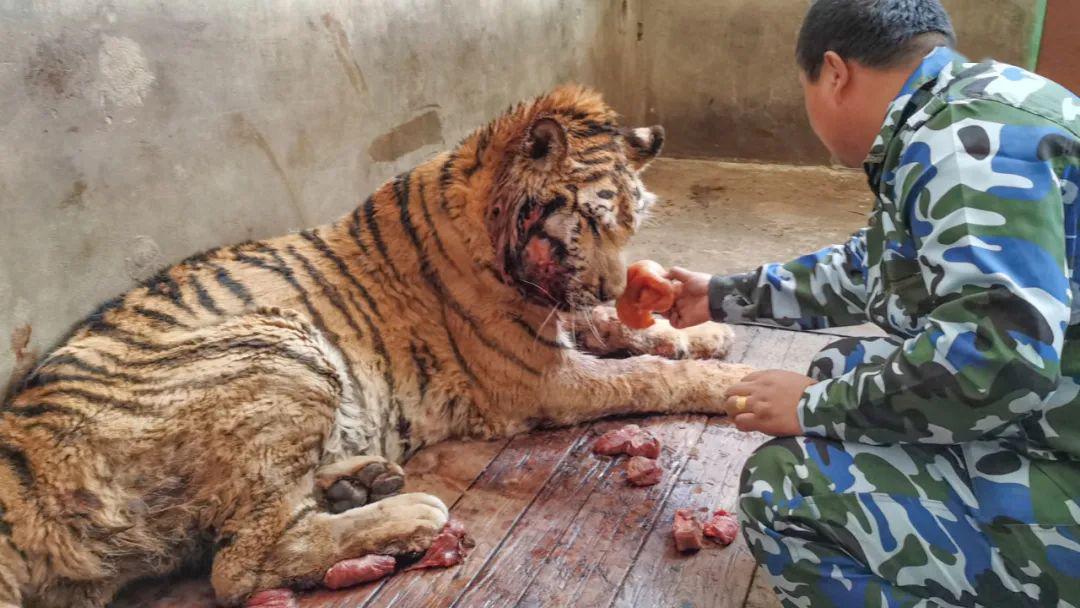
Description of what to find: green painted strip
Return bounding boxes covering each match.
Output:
[1027,0,1048,71]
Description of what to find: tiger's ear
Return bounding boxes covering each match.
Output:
[523,116,568,171]
[621,125,665,171]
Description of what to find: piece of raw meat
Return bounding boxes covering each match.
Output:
[593,425,635,455]
[672,509,704,552]
[626,456,663,486]
[593,424,661,459]
[406,520,471,570]
[703,509,740,545]
[244,589,299,608]
[625,431,661,459]
[323,554,397,590]
[616,260,680,329]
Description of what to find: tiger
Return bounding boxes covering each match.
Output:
[0,85,752,607]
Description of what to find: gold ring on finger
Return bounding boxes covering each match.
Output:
[734,395,748,411]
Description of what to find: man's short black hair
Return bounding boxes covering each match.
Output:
[796,0,956,80]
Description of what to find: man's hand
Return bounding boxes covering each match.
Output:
[664,267,712,329]
[723,370,815,436]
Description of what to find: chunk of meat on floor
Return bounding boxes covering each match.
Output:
[625,456,663,486]
[593,424,660,458]
[673,509,704,553]
[625,430,661,458]
[703,509,740,545]
[323,554,397,590]
[406,520,471,570]
[244,588,299,608]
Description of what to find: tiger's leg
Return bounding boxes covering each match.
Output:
[0,539,25,608]
[211,491,447,606]
[94,308,431,605]
[315,456,406,514]
[531,352,753,427]
[569,306,734,359]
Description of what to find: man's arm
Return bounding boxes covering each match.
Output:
[708,229,870,328]
[799,104,1072,444]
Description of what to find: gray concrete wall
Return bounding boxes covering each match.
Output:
[622,0,1042,163]
[0,0,629,382]
[0,0,1046,382]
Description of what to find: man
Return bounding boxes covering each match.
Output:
[664,0,1080,605]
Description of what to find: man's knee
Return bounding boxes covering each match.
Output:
[739,437,805,501]
[738,436,850,525]
[806,336,902,380]
[806,337,864,380]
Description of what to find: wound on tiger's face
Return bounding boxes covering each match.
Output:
[486,88,664,311]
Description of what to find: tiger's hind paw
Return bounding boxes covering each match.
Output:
[316,456,406,514]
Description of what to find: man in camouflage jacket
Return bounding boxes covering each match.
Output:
[665,1,1080,605]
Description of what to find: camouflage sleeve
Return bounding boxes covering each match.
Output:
[799,103,1072,444]
[707,230,870,329]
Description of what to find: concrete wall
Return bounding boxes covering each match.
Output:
[1037,0,1080,95]
[622,0,1042,163]
[0,0,1047,381]
[0,0,631,382]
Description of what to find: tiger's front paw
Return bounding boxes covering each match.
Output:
[678,322,734,359]
[365,493,449,556]
[646,321,733,360]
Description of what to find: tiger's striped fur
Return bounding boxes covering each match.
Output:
[0,85,751,607]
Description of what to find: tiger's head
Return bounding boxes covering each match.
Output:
[476,85,664,311]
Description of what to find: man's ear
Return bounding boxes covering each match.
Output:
[822,50,850,96]
[620,125,665,171]
[522,116,568,171]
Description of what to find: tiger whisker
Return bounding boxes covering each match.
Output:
[533,305,560,348]
[520,279,558,305]
[582,308,606,348]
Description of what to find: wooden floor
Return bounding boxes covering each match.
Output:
[127,324,846,608]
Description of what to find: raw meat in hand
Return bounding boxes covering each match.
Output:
[672,509,704,552]
[616,260,679,329]
[703,509,740,545]
[625,456,663,486]
[406,520,471,570]
[593,424,661,459]
[323,555,397,590]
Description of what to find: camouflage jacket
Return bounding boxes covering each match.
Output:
[709,48,1080,468]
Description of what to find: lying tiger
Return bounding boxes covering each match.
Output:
[0,85,751,607]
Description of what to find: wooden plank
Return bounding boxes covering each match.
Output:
[726,324,762,364]
[610,420,766,608]
[606,327,834,608]
[736,325,835,373]
[744,566,783,608]
[809,323,885,338]
[297,437,510,608]
[457,415,705,607]
[732,325,798,370]
[361,426,588,608]
[450,418,636,607]
[398,437,511,506]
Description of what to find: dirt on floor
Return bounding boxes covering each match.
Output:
[626,158,873,275]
